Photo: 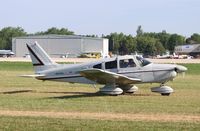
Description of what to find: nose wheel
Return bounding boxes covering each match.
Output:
[151,84,174,96]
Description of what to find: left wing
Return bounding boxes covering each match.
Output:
[20,74,45,79]
[79,69,141,85]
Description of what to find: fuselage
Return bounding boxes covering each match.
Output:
[36,55,187,85]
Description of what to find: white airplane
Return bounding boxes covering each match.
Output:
[0,50,14,57]
[22,42,187,96]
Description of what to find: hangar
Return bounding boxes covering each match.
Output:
[175,44,200,58]
[12,35,109,58]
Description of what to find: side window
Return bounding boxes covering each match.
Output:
[93,63,102,69]
[120,59,136,68]
[105,60,117,69]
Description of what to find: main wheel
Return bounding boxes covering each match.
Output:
[161,93,170,96]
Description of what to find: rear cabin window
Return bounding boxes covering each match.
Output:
[93,63,102,69]
[105,60,117,69]
[120,59,136,68]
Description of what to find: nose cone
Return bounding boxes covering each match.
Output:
[175,65,187,73]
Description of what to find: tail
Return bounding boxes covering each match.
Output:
[27,42,58,73]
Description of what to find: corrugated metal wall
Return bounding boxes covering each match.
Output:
[12,35,109,58]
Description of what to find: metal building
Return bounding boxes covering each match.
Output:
[12,35,109,58]
[175,44,200,58]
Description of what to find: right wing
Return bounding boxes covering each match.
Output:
[80,69,141,85]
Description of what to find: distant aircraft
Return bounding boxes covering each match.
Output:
[156,54,171,59]
[0,50,14,57]
[22,42,187,96]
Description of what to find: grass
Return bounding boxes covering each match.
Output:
[0,62,200,130]
[0,116,199,131]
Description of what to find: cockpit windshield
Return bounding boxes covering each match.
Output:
[136,56,151,67]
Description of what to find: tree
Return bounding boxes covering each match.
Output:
[105,33,125,54]
[142,31,170,50]
[36,27,74,35]
[155,41,165,55]
[136,25,143,36]
[136,36,157,56]
[118,42,128,55]
[186,33,200,44]
[105,33,137,55]
[125,35,137,54]
[167,34,185,53]
[0,27,27,49]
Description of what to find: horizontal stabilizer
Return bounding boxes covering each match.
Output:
[20,74,45,78]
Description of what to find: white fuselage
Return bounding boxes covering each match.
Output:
[36,56,184,85]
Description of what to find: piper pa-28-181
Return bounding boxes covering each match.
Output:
[22,42,187,96]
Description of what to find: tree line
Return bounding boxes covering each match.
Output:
[105,26,200,56]
[0,27,74,50]
[0,26,200,56]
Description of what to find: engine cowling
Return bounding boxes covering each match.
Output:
[99,85,123,95]
[151,86,174,96]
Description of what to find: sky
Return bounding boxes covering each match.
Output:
[0,0,199,37]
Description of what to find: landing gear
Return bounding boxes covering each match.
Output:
[151,84,174,96]
[122,85,138,94]
[99,85,139,95]
[99,85,123,95]
[161,93,170,96]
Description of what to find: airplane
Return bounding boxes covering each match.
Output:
[22,42,187,96]
[0,50,14,57]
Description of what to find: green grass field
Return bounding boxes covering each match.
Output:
[0,62,200,130]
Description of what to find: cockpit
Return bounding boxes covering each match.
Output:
[136,56,151,67]
[119,59,136,68]
[92,55,151,70]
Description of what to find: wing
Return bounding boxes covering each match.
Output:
[20,74,45,79]
[79,69,141,85]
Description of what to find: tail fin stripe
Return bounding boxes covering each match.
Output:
[26,44,44,66]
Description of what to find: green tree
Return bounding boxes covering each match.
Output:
[136,25,143,36]
[142,31,170,50]
[155,41,165,55]
[125,35,137,54]
[118,42,128,55]
[0,27,27,49]
[136,36,157,56]
[106,33,125,54]
[36,27,74,35]
[106,33,137,55]
[167,34,185,53]
[186,33,200,44]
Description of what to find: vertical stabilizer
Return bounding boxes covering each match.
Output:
[27,42,58,73]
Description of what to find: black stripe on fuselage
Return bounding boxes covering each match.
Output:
[26,44,44,66]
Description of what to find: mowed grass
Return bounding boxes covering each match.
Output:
[0,62,200,130]
[0,116,199,131]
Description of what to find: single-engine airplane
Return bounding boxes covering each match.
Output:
[22,42,187,96]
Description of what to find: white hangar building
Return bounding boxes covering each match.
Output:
[12,35,109,58]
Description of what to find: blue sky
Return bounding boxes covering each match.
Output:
[0,0,199,37]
